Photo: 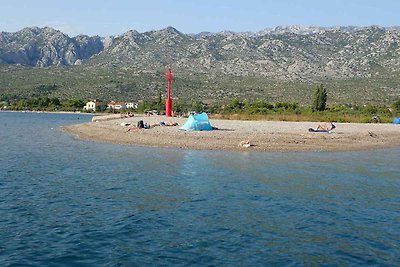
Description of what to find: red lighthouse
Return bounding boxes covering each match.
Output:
[165,66,175,117]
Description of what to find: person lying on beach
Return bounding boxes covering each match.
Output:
[127,126,140,131]
[239,140,252,148]
[309,122,336,132]
[128,121,150,131]
[150,121,179,127]
[317,122,336,131]
[121,112,134,118]
[126,112,134,117]
[163,121,179,126]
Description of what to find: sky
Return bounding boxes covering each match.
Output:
[0,0,399,36]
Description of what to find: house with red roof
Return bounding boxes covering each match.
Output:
[107,101,127,110]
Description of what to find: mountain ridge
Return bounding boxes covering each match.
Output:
[1,25,400,80]
[1,26,399,104]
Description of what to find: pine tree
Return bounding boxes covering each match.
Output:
[312,84,327,111]
[392,99,400,113]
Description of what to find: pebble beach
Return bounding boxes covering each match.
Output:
[62,114,400,152]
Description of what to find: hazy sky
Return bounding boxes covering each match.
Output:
[0,0,399,36]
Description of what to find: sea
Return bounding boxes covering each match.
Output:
[1,111,399,266]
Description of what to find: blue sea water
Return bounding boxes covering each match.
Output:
[0,112,399,266]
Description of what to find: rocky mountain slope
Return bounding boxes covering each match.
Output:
[1,26,400,80]
[0,26,399,104]
[0,27,103,66]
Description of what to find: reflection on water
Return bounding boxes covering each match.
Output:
[0,112,399,266]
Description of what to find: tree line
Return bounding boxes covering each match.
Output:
[1,85,400,123]
[0,96,85,112]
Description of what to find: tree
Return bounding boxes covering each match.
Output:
[392,99,400,113]
[157,90,162,105]
[190,101,205,113]
[50,97,61,107]
[312,84,327,111]
[62,99,85,111]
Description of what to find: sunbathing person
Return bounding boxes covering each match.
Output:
[164,121,179,126]
[309,122,336,132]
[239,140,251,148]
[121,112,134,118]
[156,121,179,126]
[150,123,160,128]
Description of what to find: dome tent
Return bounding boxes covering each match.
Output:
[393,117,400,124]
[180,112,213,131]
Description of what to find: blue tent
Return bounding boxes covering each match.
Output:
[180,112,213,131]
[393,117,400,124]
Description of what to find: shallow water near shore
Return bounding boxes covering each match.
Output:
[1,112,400,266]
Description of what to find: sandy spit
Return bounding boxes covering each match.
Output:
[61,115,400,152]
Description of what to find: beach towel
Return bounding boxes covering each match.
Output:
[308,128,331,133]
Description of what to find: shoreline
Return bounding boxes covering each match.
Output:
[0,110,102,115]
[61,115,400,152]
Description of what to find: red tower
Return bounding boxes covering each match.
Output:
[165,66,175,117]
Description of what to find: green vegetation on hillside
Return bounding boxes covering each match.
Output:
[1,65,399,105]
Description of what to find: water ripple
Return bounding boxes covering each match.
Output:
[0,112,399,266]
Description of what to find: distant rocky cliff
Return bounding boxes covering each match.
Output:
[1,25,400,82]
[0,27,103,66]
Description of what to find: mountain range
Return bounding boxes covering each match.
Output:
[0,26,399,104]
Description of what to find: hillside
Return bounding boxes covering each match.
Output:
[0,26,399,104]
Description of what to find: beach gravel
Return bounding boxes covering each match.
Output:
[62,115,400,152]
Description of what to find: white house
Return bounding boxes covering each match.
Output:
[83,101,97,111]
[126,102,138,109]
[83,100,107,112]
[107,101,127,110]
